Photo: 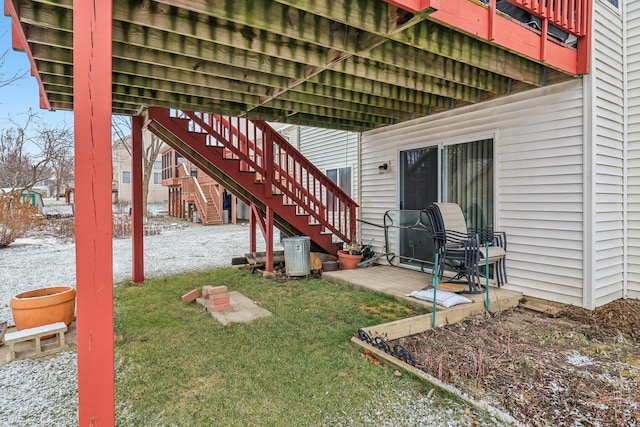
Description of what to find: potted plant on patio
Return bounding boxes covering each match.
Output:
[10,286,76,331]
[337,243,363,270]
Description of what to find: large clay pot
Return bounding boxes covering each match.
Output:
[10,286,76,330]
[337,250,363,270]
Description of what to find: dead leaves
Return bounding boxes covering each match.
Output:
[364,349,380,366]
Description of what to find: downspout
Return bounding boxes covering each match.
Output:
[623,0,628,299]
[357,131,363,241]
[582,37,596,309]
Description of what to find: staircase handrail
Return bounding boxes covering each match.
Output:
[181,110,357,242]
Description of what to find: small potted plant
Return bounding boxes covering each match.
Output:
[337,243,363,269]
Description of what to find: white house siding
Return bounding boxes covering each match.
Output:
[287,126,360,204]
[626,0,640,300]
[360,80,586,307]
[592,1,626,307]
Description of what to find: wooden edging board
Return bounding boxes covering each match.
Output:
[361,290,522,341]
[350,338,521,426]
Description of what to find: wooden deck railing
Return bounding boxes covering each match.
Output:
[384,0,592,75]
[508,0,589,37]
[173,110,358,243]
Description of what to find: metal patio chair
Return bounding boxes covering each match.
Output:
[425,202,507,293]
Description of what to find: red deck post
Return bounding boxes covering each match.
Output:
[73,0,115,424]
[132,115,145,284]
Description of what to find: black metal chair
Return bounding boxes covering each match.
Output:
[425,203,507,293]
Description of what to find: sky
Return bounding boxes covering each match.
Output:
[0,15,74,132]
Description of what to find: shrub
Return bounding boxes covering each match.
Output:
[0,192,42,248]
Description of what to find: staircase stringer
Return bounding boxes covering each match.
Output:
[146,108,338,254]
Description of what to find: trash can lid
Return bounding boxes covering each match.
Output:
[282,236,310,242]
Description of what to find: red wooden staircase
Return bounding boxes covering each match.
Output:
[176,162,224,225]
[146,107,358,255]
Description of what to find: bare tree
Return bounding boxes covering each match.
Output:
[0,112,73,192]
[0,31,28,89]
[0,113,71,247]
[38,124,74,197]
[112,115,165,217]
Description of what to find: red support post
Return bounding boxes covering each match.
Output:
[73,0,115,425]
[131,115,145,284]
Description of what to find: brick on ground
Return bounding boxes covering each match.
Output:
[210,302,231,312]
[207,285,228,296]
[202,285,213,299]
[210,297,231,309]
[181,289,200,303]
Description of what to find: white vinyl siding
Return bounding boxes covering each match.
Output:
[360,80,585,307]
[626,0,640,299]
[592,2,625,306]
[295,126,359,204]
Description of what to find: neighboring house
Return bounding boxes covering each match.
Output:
[161,147,246,224]
[112,129,167,204]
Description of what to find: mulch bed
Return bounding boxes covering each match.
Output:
[397,299,640,426]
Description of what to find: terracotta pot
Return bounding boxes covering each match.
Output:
[10,286,76,331]
[337,250,363,270]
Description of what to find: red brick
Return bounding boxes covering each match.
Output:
[208,285,228,295]
[181,289,199,303]
[210,302,231,312]
[209,292,230,302]
[209,297,231,308]
[202,286,213,299]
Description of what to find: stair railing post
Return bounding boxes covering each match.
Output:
[249,202,257,253]
[265,206,274,274]
[264,130,273,199]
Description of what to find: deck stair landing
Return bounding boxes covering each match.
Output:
[146,107,357,255]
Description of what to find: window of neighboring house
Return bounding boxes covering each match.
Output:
[122,171,131,184]
[326,166,352,210]
[153,161,162,185]
[190,168,198,178]
[604,0,619,8]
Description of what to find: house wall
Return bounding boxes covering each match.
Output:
[590,0,626,307]
[112,129,167,205]
[626,0,640,299]
[360,80,586,307]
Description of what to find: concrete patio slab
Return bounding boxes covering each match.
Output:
[197,291,272,325]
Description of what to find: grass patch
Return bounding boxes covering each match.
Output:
[114,268,505,426]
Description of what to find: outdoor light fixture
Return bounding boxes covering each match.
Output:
[378,162,390,174]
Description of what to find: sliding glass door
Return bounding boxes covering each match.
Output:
[399,138,494,267]
[398,146,438,267]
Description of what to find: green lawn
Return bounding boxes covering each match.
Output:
[114,268,505,426]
